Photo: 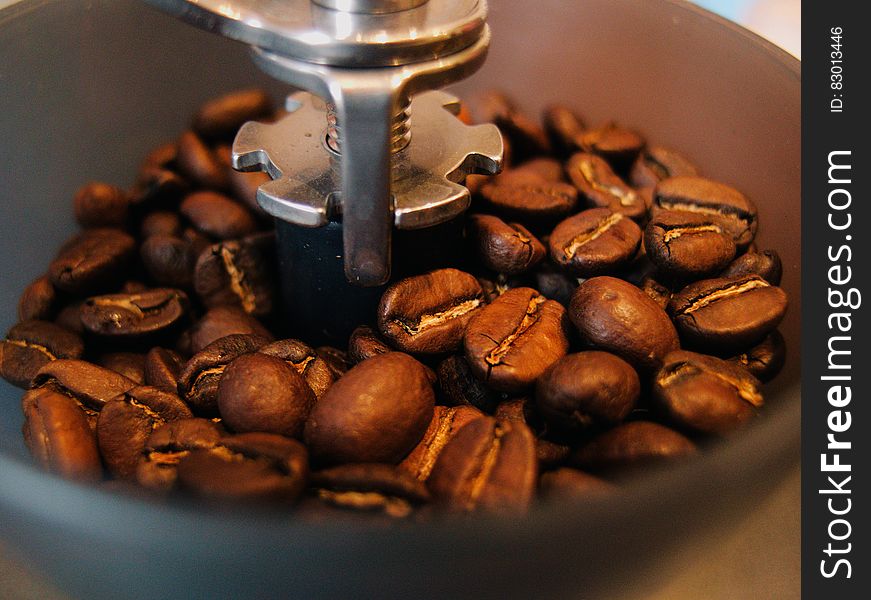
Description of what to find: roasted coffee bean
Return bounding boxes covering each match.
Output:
[18,275,57,322]
[644,210,736,280]
[180,191,257,241]
[144,347,184,391]
[399,405,484,481]
[549,208,641,276]
[436,354,502,413]
[73,182,129,229]
[176,130,229,190]
[310,463,431,518]
[511,157,566,183]
[193,233,275,317]
[29,359,139,428]
[177,333,270,415]
[639,276,672,311]
[130,167,189,209]
[187,306,274,354]
[316,346,352,380]
[728,330,786,382]
[53,302,86,335]
[378,269,484,354]
[533,265,578,308]
[721,249,783,285]
[479,178,578,223]
[578,122,645,170]
[48,228,136,294]
[468,215,545,275]
[259,339,334,399]
[567,153,647,222]
[542,105,585,158]
[348,325,392,363]
[176,432,308,503]
[141,211,183,239]
[630,147,699,188]
[192,88,273,141]
[464,287,569,392]
[0,320,84,388]
[536,351,639,433]
[136,418,223,491]
[669,274,788,353]
[141,141,178,171]
[569,276,679,372]
[653,350,762,435]
[97,352,146,385]
[22,387,102,482]
[305,352,434,465]
[428,416,537,514]
[653,176,757,250]
[471,90,550,161]
[140,235,196,289]
[81,288,189,339]
[539,468,614,499]
[217,353,316,438]
[571,421,696,472]
[97,385,193,478]
[493,397,571,468]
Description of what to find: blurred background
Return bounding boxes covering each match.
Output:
[695,0,800,57]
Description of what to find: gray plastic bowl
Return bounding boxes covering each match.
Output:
[0,1,799,598]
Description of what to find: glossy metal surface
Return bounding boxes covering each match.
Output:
[0,1,800,598]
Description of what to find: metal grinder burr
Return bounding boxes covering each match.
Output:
[144,0,504,342]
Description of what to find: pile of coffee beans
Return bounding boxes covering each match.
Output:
[0,88,788,519]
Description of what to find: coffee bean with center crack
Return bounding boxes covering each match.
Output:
[0,320,84,389]
[180,191,257,241]
[644,210,736,280]
[468,215,545,275]
[81,288,189,340]
[259,339,334,399]
[578,122,646,170]
[49,229,136,295]
[135,418,224,491]
[193,233,275,317]
[399,405,485,482]
[721,249,783,285]
[567,153,647,222]
[310,463,431,519]
[630,147,699,188]
[378,268,484,354]
[549,208,641,276]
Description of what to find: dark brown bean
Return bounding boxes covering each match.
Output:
[348,325,392,364]
[180,191,257,241]
[140,211,183,239]
[377,268,484,354]
[97,385,193,478]
[728,330,787,382]
[511,157,566,183]
[578,122,645,170]
[479,179,578,223]
[192,88,274,141]
[259,339,334,399]
[315,346,352,380]
[549,208,642,276]
[493,397,571,468]
[187,306,274,354]
[436,354,502,413]
[468,215,545,275]
[535,351,639,433]
[144,347,184,392]
[304,352,435,465]
[217,353,315,438]
[653,350,763,435]
[639,276,672,311]
[18,275,57,322]
[428,417,537,514]
[464,287,570,392]
[669,275,788,353]
[54,301,86,335]
[73,182,129,229]
[129,167,189,210]
[136,418,224,491]
[630,146,699,188]
[96,352,146,385]
[542,105,585,158]
[539,468,614,499]
[399,405,485,481]
[193,233,276,317]
[176,432,308,503]
[533,265,578,308]
[81,288,189,339]
[177,333,270,415]
[721,249,783,285]
[571,421,696,472]
[140,235,196,289]
[0,320,84,388]
[48,229,136,295]
[644,210,736,280]
[22,387,102,482]
[569,276,679,372]
[654,176,758,250]
[566,153,647,222]
[176,130,229,190]
[470,90,550,161]
[310,463,431,518]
